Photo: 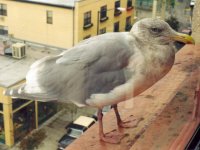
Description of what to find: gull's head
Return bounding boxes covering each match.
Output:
[131,18,195,45]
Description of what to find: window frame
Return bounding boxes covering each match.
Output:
[114,21,120,32]
[125,16,132,31]
[99,27,106,34]
[127,0,134,10]
[46,10,53,24]
[0,4,7,16]
[114,1,122,16]
[100,5,108,22]
[0,25,8,35]
[83,11,93,29]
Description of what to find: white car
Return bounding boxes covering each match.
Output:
[190,0,196,6]
[58,116,96,150]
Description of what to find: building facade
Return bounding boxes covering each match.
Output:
[0,45,62,147]
[0,0,135,49]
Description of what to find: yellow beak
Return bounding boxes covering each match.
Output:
[171,33,195,44]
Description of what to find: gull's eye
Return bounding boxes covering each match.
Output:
[151,28,162,33]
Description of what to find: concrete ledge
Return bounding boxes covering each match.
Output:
[66,45,200,150]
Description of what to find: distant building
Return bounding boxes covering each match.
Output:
[0,0,135,49]
[0,45,62,147]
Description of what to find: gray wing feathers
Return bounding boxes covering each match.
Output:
[5,32,134,106]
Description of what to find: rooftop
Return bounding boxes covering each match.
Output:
[0,45,62,88]
[17,0,80,8]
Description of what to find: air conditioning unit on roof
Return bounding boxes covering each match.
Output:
[12,43,26,59]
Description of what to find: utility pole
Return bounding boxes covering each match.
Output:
[152,0,166,20]
[152,0,158,18]
[161,0,166,20]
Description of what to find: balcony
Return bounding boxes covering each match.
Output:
[126,6,134,11]
[100,16,109,23]
[114,10,122,17]
[83,23,93,30]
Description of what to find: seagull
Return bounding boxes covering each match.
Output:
[5,18,194,143]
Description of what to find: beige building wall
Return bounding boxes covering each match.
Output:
[0,0,134,48]
[75,0,134,43]
[192,1,200,44]
[0,0,74,48]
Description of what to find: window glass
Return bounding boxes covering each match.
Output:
[38,101,57,125]
[127,0,132,7]
[99,27,106,34]
[12,98,30,110]
[114,22,120,32]
[13,102,35,142]
[0,114,5,143]
[0,103,2,111]
[0,4,7,16]
[47,10,53,24]
[84,11,91,26]
[100,5,107,19]
[0,25,8,35]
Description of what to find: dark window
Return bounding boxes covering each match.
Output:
[0,103,2,111]
[127,0,132,8]
[12,98,30,110]
[99,27,106,34]
[125,16,132,31]
[114,1,122,16]
[100,5,107,19]
[83,11,93,29]
[0,26,8,35]
[38,102,57,125]
[0,4,7,16]
[47,10,53,24]
[13,102,35,142]
[114,22,120,32]
[84,11,92,26]
[0,114,5,143]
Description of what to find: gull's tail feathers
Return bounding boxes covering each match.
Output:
[4,83,57,102]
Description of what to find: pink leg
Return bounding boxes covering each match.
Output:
[112,104,142,128]
[98,109,124,144]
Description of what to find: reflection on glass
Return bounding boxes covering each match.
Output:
[38,102,57,125]
[12,98,30,110]
[13,102,35,142]
[0,114,5,143]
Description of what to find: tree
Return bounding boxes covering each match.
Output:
[165,16,180,31]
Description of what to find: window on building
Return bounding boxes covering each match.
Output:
[38,102,57,125]
[0,103,2,111]
[0,114,5,144]
[12,98,30,110]
[13,102,35,142]
[100,5,108,22]
[83,11,93,29]
[47,10,53,24]
[127,0,133,10]
[0,26,8,35]
[83,35,91,40]
[114,22,120,32]
[0,4,7,16]
[99,27,106,34]
[125,16,132,31]
[114,0,121,16]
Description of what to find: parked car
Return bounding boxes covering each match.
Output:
[190,0,196,6]
[57,116,96,150]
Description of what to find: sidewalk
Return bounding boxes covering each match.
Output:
[5,105,96,150]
